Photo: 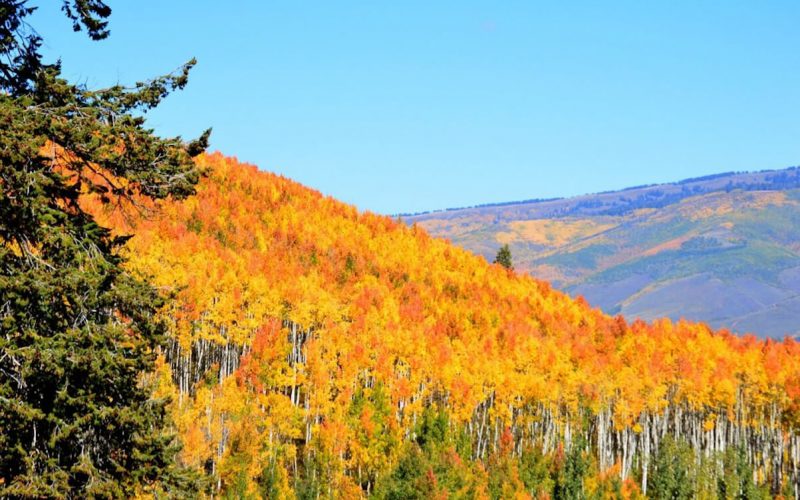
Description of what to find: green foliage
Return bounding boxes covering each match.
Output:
[649,436,694,500]
[375,408,484,499]
[256,458,284,499]
[375,441,485,499]
[374,444,434,500]
[518,446,555,497]
[295,454,326,500]
[717,446,770,500]
[493,244,514,270]
[0,1,208,497]
[554,436,589,500]
[542,243,617,271]
[348,384,400,492]
[415,406,449,448]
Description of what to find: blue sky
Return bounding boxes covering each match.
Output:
[33,1,800,214]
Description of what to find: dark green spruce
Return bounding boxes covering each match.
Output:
[0,1,209,497]
[493,244,514,271]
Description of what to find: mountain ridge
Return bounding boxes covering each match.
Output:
[402,165,800,218]
[407,166,800,338]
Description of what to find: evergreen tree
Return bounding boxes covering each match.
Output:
[553,437,588,500]
[493,244,514,270]
[718,446,769,500]
[0,1,209,497]
[517,446,555,497]
[649,436,694,500]
[373,444,432,500]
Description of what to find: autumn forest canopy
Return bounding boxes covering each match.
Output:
[2,2,800,499]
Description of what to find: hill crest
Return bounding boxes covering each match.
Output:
[403,166,800,219]
[82,154,800,496]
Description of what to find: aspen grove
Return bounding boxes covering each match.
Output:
[80,153,800,498]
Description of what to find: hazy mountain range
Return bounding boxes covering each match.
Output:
[406,167,800,338]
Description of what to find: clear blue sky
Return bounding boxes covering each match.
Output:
[33,1,800,214]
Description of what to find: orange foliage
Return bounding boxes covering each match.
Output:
[81,152,800,493]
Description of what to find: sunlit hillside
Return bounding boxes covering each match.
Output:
[87,154,800,497]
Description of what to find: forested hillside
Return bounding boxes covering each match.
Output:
[85,153,800,498]
[407,168,800,338]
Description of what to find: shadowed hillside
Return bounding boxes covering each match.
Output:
[407,167,800,338]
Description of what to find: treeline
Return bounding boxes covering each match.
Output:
[560,168,800,217]
[409,166,800,221]
[160,319,800,498]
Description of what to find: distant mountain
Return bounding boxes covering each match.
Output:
[406,167,800,338]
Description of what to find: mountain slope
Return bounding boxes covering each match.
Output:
[407,168,800,338]
[84,155,800,497]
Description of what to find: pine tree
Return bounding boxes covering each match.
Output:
[493,244,514,270]
[0,2,209,497]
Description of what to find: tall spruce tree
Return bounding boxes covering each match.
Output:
[0,1,209,497]
[493,244,514,270]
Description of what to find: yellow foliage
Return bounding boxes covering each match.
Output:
[77,153,800,496]
[497,219,616,248]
